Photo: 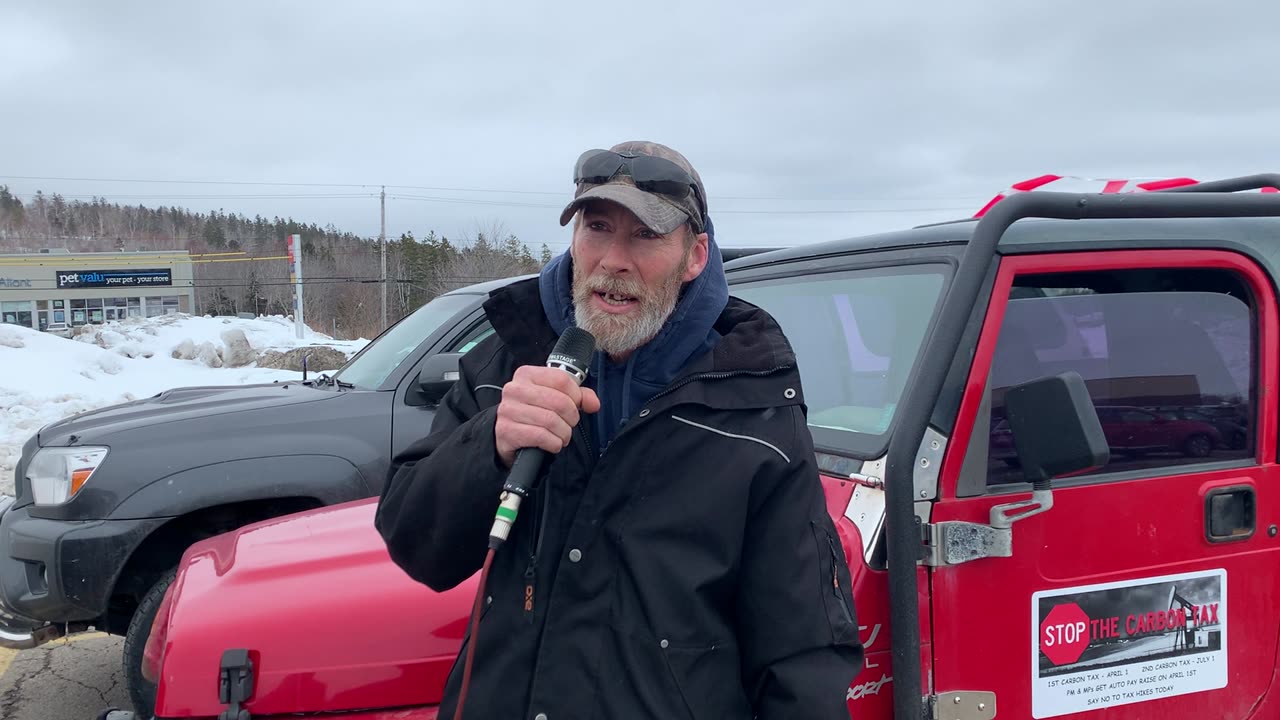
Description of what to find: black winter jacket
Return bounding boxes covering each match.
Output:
[375,277,864,720]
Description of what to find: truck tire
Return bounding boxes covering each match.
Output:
[122,566,176,718]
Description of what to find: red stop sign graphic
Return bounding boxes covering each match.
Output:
[1040,602,1091,666]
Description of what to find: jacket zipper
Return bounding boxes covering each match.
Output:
[524,487,548,623]
[523,418,591,623]
[826,533,855,625]
[577,418,595,458]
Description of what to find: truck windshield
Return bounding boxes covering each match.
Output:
[733,263,947,455]
[333,293,480,389]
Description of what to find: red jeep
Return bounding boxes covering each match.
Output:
[115,175,1280,720]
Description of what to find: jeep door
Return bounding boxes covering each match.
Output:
[930,249,1279,718]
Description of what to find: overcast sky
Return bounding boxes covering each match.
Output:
[3,0,1277,254]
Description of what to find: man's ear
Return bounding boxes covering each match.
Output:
[681,231,710,282]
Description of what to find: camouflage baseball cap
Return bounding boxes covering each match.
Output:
[559,140,708,235]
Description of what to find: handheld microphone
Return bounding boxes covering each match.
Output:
[488,326,596,548]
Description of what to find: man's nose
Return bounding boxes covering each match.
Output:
[598,235,634,274]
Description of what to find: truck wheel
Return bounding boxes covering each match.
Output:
[122,566,176,718]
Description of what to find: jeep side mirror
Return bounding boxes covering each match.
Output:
[415,353,463,404]
[1004,370,1109,489]
[993,371,1109,529]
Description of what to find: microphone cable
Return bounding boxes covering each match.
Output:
[453,326,596,720]
[454,541,496,720]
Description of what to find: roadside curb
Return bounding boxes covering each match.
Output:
[0,632,111,678]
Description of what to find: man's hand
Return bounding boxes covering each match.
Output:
[495,365,601,468]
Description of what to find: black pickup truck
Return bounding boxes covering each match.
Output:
[0,247,778,717]
[0,274,524,714]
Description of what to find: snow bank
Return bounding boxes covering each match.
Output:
[0,314,369,495]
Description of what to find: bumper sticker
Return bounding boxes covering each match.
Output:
[1032,568,1226,718]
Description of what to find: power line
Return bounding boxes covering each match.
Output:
[387,193,558,208]
[385,183,875,202]
[386,193,974,215]
[385,183,566,197]
[1,173,989,205]
[714,205,975,215]
[0,175,379,189]
[6,192,378,201]
[0,254,292,267]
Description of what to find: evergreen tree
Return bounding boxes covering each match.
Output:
[0,188,545,339]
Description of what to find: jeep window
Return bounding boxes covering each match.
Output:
[985,268,1254,486]
[334,292,481,389]
[733,264,947,456]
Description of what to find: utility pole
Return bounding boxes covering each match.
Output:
[287,233,304,340]
[379,185,387,331]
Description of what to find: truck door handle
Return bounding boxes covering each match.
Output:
[1205,485,1255,543]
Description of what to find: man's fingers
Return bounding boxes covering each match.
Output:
[515,426,565,455]
[580,388,601,414]
[497,420,569,456]
[502,384,580,427]
[516,365,585,403]
[498,402,573,445]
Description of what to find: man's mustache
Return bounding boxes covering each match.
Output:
[580,275,649,302]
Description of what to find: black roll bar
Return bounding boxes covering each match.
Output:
[1158,174,1280,194]
[885,185,1280,720]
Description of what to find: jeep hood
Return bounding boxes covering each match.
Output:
[154,498,471,717]
[37,382,344,446]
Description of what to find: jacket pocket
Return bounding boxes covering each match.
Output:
[811,520,859,645]
[597,628,752,720]
[661,641,754,720]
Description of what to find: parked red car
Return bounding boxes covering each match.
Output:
[991,404,1225,468]
[110,175,1280,720]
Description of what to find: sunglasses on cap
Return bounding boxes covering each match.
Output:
[573,149,708,218]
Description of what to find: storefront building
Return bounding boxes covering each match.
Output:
[0,250,197,331]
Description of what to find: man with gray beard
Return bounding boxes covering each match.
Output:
[376,141,864,719]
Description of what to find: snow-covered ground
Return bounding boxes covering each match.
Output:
[0,314,369,495]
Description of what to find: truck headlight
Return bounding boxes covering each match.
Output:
[26,447,110,506]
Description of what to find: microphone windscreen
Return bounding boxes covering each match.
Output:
[551,326,596,370]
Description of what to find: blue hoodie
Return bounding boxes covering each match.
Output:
[538,215,729,454]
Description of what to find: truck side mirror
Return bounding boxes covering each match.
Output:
[992,371,1109,529]
[415,353,463,405]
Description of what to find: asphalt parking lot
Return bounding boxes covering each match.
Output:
[0,633,129,720]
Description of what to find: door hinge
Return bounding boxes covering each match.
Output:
[929,690,997,720]
[218,648,255,720]
[920,488,1055,567]
[920,520,1012,566]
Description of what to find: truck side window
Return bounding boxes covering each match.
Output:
[986,267,1255,486]
[447,320,495,354]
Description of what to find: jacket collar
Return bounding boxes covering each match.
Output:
[482,277,559,369]
[482,278,805,413]
[643,295,805,415]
